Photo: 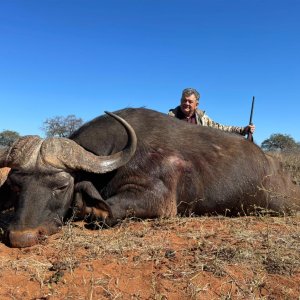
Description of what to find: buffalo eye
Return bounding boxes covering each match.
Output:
[52,184,69,195]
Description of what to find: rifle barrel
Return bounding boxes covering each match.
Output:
[249,96,255,125]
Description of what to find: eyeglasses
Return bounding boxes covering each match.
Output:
[181,98,197,104]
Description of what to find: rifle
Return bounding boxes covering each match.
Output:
[246,96,255,142]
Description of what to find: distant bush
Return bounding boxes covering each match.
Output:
[42,115,83,138]
[0,130,21,147]
[261,133,300,152]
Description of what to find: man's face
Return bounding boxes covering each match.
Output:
[180,94,198,117]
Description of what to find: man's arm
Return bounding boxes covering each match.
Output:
[200,113,249,135]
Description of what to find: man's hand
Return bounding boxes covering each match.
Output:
[248,124,255,134]
[242,124,256,136]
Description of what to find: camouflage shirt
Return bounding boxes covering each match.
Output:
[168,106,246,135]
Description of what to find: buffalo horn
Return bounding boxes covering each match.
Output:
[0,136,42,169]
[41,112,137,173]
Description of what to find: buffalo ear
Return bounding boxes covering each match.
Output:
[74,181,112,219]
[0,167,10,187]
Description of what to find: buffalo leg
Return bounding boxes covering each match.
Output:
[94,178,178,225]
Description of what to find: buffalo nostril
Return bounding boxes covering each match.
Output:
[8,229,39,248]
[7,225,62,248]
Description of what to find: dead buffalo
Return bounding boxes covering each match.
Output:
[0,108,299,248]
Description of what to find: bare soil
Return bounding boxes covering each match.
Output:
[0,214,299,300]
[1,132,300,300]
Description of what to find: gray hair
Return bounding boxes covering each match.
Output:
[181,88,200,102]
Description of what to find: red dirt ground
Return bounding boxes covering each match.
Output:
[0,215,299,299]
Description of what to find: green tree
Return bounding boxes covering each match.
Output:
[0,130,21,147]
[261,133,300,152]
[42,115,83,138]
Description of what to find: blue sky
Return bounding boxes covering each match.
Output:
[0,0,299,145]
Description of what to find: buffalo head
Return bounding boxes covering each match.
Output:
[0,112,137,247]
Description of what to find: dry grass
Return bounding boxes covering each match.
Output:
[0,152,300,299]
[0,215,299,299]
[269,150,300,185]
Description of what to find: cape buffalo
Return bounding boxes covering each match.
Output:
[0,108,299,248]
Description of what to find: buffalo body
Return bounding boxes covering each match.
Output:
[0,108,299,247]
